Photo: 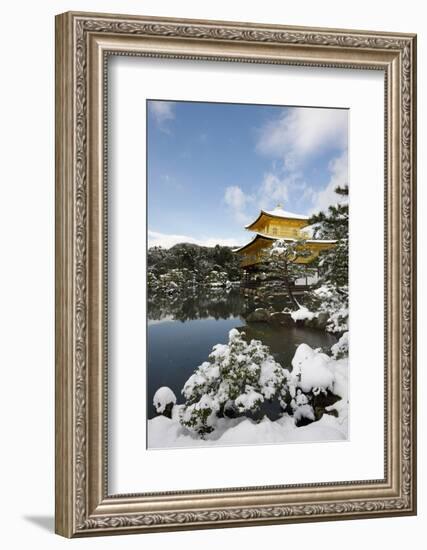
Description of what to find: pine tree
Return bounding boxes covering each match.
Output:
[308,185,349,332]
[179,329,290,436]
[257,239,311,308]
[309,185,349,292]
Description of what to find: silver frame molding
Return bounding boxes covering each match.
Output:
[55,11,417,538]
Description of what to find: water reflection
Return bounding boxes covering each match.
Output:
[148,287,244,322]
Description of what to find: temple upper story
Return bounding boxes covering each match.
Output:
[244,206,311,240]
[234,205,336,269]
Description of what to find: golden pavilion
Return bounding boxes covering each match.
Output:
[234,205,336,285]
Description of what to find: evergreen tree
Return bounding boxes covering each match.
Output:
[147,242,241,289]
[309,184,348,293]
[307,185,349,332]
[257,239,311,308]
[179,329,291,436]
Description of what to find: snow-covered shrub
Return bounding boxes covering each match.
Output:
[290,388,315,426]
[153,386,177,418]
[291,388,309,408]
[205,269,228,288]
[327,307,349,333]
[331,331,349,359]
[235,387,264,412]
[180,394,219,436]
[180,328,291,436]
[147,271,159,291]
[312,284,348,333]
[152,268,195,295]
[325,359,349,423]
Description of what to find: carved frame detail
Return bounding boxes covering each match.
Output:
[55,11,416,537]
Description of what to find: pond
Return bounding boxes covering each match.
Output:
[147,288,337,419]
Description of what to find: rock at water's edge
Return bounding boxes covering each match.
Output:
[268,312,294,327]
[246,308,270,322]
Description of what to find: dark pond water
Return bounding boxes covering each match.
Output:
[147,289,337,419]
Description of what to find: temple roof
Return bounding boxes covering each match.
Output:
[233,234,275,252]
[244,206,309,229]
[263,207,309,221]
[233,233,337,253]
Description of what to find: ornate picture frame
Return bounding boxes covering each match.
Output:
[55,11,417,537]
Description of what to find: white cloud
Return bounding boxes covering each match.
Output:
[258,172,290,209]
[148,230,243,249]
[253,107,348,214]
[223,108,348,226]
[224,185,253,224]
[224,185,246,211]
[225,173,303,223]
[257,107,348,164]
[148,101,175,133]
[300,183,317,203]
[309,152,348,214]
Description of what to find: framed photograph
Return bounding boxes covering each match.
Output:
[55,11,417,537]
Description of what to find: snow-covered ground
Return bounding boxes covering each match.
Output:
[148,402,347,449]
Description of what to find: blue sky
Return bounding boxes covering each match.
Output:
[147,100,348,248]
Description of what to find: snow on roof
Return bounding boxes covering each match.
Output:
[254,233,337,245]
[244,207,309,229]
[233,233,337,253]
[263,207,309,221]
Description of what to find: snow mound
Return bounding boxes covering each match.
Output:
[292,343,340,395]
[153,386,177,414]
[228,328,240,341]
[290,306,315,322]
[293,404,315,424]
[148,413,347,449]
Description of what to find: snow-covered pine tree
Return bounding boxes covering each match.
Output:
[308,185,349,332]
[309,184,349,292]
[257,239,311,309]
[179,329,291,437]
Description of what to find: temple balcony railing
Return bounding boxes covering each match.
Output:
[240,274,319,290]
[239,250,317,268]
[261,228,310,239]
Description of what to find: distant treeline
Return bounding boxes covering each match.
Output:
[147,243,241,282]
